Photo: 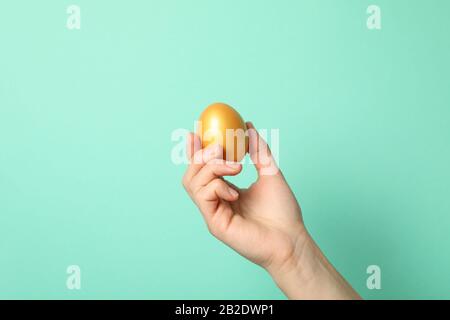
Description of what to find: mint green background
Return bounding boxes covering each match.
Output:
[1,0,449,299]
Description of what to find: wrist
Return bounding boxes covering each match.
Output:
[267,232,321,298]
[267,231,361,300]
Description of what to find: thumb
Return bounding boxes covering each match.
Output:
[246,122,280,177]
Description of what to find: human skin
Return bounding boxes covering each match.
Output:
[182,122,361,300]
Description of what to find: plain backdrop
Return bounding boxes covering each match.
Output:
[1,0,449,299]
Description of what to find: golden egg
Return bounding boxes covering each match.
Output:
[197,103,248,162]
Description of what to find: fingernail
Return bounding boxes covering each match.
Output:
[228,187,239,197]
[226,162,241,169]
[248,128,257,140]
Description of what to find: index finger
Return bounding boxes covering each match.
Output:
[186,132,201,161]
[183,141,223,187]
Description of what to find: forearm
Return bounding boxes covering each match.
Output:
[268,234,361,300]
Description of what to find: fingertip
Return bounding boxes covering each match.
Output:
[187,132,203,160]
[246,121,259,140]
[247,127,259,157]
[227,187,239,200]
[193,133,202,151]
[225,161,242,169]
[186,132,194,160]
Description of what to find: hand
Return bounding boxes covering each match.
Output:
[183,122,305,271]
[182,122,360,299]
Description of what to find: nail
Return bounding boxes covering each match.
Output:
[228,187,239,197]
[226,162,241,169]
[248,128,257,140]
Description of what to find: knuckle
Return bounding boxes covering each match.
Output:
[210,178,223,189]
[194,187,205,200]
[207,222,220,238]
[181,175,189,189]
[182,176,195,195]
[193,149,206,164]
[207,216,227,239]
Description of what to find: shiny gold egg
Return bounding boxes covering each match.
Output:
[197,103,248,162]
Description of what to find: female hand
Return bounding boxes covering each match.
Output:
[182,122,360,300]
